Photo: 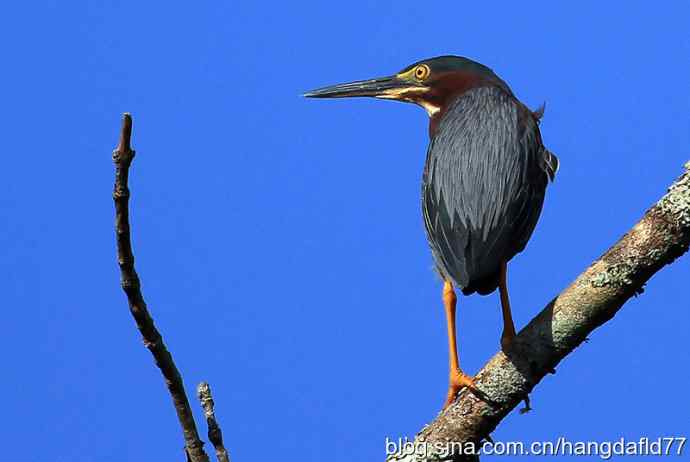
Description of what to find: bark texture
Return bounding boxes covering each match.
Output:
[388,161,690,462]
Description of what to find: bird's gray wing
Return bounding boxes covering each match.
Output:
[422,87,555,294]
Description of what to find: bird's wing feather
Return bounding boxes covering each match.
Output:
[422,86,553,293]
[543,149,559,181]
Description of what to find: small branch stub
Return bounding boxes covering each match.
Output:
[198,382,231,462]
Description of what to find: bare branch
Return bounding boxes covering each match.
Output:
[388,162,690,462]
[112,113,210,462]
[198,382,231,462]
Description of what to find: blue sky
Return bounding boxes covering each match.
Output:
[2,1,689,461]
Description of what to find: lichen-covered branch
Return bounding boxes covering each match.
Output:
[198,382,231,462]
[112,113,210,462]
[388,161,690,462]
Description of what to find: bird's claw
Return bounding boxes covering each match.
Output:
[443,370,477,409]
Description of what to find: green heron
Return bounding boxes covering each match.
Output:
[305,56,558,409]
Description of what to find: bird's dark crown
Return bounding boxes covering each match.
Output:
[398,55,512,100]
[399,55,499,80]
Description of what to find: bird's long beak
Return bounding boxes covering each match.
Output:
[303,75,424,100]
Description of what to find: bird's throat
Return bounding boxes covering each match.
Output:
[419,100,441,117]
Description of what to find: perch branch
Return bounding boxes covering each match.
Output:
[388,161,690,462]
[112,113,210,462]
[198,382,231,462]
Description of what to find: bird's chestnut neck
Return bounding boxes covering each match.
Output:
[422,71,511,138]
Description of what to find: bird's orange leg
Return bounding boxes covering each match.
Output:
[442,280,477,410]
[499,262,516,352]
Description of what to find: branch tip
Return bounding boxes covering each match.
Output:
[115,112,134,157]
[197,382,231,462]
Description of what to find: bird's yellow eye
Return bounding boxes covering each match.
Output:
[414,64,431,81]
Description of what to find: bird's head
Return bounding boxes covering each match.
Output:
[304,55,511,121]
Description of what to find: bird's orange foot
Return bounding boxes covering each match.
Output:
[443,370,477,410]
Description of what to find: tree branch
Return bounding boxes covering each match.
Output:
[112,113,210,462]
[198,382,231,462]
[388,161,690,462]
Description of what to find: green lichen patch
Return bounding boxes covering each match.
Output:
[658,163,690,228]
[590,259,635,289]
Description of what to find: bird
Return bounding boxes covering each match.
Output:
[304,55,558,410]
